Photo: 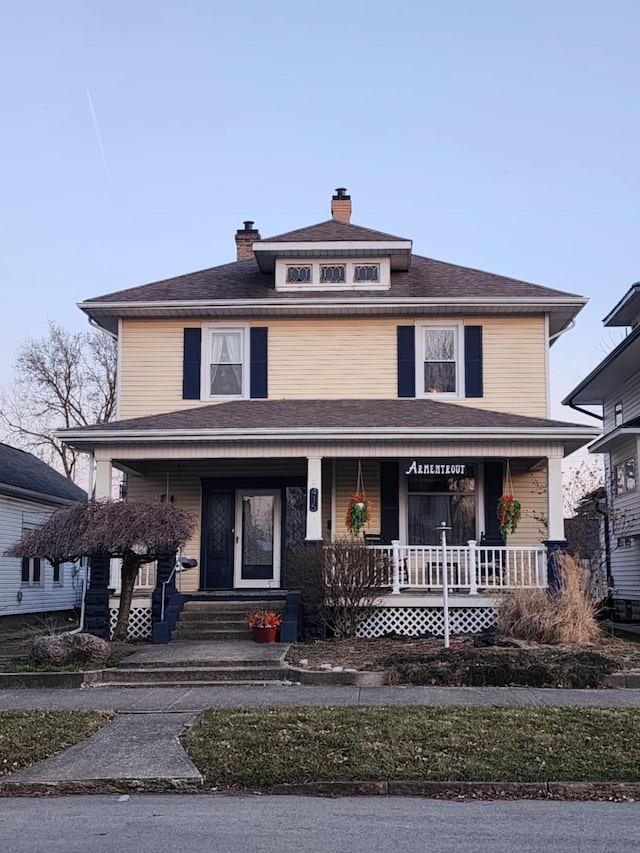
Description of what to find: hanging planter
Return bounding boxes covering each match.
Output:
[497,460,521,540]
[345,492,372,537]
[345,461,372,537]
[497,494,522,539]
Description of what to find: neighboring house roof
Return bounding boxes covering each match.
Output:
[60,399,598,455]
[562,324,640,407]
[0,442,86,504]
[261,219,409,243]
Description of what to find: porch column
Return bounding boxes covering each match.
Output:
[94,458,113,500]
[546,456,564,540]
[83,554,110,639]
[305,456,323,541]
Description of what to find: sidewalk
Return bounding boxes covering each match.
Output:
[3,684,640,796]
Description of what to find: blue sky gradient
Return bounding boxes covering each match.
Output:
[1,1,638,421]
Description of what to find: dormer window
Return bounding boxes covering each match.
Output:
[354,264,380,282]
[320,264,346,284]
[286,265,312,284]
[275,258,390,291]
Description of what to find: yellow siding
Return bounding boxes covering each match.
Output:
[458,317,548,417]
[268,318,397,399]
[335,460,381,539]
[507,461,548,545]
[118,316,548,420]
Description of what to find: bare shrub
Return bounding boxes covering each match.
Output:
[287,538,383,637]
[496,554,601,645]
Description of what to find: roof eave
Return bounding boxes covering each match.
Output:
[562,326,640,406]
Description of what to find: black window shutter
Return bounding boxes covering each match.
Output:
[250,327,268,399]
[397,326,415,398]
[380,461,400,545]
[464,326,483,398]
[483,460,504,543]
[182,328,202,400]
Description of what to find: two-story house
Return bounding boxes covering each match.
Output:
[63,189,597,639]
[563,283,640,619]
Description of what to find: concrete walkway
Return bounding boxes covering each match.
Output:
[4,629,640,795]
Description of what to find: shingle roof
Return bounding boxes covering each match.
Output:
[63,398,589,434]
[0,443,87,502]
[261,219,409,243]
[85,253,578,305]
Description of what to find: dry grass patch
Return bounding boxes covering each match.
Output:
[184,707,640,788]
[0,711,110,777]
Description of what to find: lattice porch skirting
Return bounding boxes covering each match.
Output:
[109,607,153,641]
[356,606,496,638]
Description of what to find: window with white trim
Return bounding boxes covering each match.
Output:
[615,401,623,427]
[417,323,463,397]
[614,457,636,496]
[21,556,42,586]
[276,259,389,291]
[201,326,248,399]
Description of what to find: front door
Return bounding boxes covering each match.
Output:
[234,489,281,588]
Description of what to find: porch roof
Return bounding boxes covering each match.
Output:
[60,398,598,455]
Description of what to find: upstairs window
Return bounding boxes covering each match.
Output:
[203,327,248,399]
[615,401,623,427]
[354,264,379,282]
[614,457,636,496]
[320,264,346,283]
[275,258,390,291]
[286,265,312,284]
[418,325,462,396]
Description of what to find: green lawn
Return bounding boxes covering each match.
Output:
[0,711,110,776]
[184,706,640,787]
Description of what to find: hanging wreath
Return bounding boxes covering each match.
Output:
[345,461,372,536]
[346,492,372,536]
[497,460,521,540]
[497,494,521,539]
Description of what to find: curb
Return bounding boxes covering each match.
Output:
[2,777,639,800]
[268,780,640,800]
[0,777,204,797]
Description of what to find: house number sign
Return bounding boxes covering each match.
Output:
[403,459,471,477]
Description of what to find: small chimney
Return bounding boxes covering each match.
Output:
[331,187,351,223]
[235,220,261,261]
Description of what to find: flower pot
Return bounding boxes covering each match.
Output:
[252,626,277,644]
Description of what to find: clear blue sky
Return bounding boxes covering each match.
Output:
[1,0,638,422]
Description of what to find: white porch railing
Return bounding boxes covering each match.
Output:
[369,540,547,595]
[109,559,157,593]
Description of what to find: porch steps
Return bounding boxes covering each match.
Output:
[171,599,285,644]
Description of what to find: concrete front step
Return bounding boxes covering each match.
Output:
[177,614,248,626]
[182,600,284,613]
[99,666,288,684]
[118,658,284,670]
[172,629,253,642]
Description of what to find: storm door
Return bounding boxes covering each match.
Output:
[234,489,281,588]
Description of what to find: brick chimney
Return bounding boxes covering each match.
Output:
[331,188,351,223]
[235,220,261,261]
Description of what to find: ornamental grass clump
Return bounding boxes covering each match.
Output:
[496,554,601,645]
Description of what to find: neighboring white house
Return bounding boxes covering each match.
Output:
[0,442,86,622]
[563,282,640,619]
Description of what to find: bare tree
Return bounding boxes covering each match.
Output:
[6,500,196,641]
[0,321,116,481]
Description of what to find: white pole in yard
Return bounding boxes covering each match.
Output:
[439,521,452,649]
